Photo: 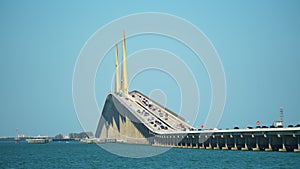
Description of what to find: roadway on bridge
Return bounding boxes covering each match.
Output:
[115,91,193,135]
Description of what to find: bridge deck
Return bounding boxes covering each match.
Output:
[117,91,193,134]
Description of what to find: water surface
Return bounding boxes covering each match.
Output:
[0,141,299,168]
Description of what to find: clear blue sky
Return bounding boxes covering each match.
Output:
[1,0,299,136]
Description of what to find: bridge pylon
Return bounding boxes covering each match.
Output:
[121,31,128,95]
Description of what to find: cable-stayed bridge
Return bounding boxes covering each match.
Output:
[94,32,300,152]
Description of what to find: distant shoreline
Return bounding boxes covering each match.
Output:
[0,137,79,142]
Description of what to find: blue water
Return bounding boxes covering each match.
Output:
[0,141,300,169]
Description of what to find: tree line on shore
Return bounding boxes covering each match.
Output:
[54,132,93,139]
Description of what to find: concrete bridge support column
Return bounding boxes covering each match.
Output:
[294,136,300,152]
[214,136,220,150]
[177,135,181,148]
[231,135,238,150]
[199,143,205,149]
[179,136,183,148]
[189,136,192,148]
[170,136,174,147]
[174,136,177,147]
[199,136,205,149]
[279,135,287,152]
[165,136,168,147]
[195,141,199,148]
[206,137,212,150]
[154,136,158,146]
[241,135,248,151]
[252,135,260,151]
[158,136,162,146]
[182,136,187,148]
[265,135,273,151]
[159,136,163,146]
[195,137,199,149]
[156,136,160,146]
[166,136,169,147]
[173,136,177,147]
[185,136,189,148]
[222,135,229,150]
[187,136,191,148]
[180,136,184,148]
[171,136,175,147]
[191,135,197,148]
[157,136,161,146]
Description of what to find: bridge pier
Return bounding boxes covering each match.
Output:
[222,135,229,150]
[158,136,163,146]
[167,136,170,147]
[191,135,197,148]
[157,136,160,146]
[166,136,170,147]
[165,135,168,147]
[279,134,287,152]
[252,135,260,151]
[170,136,174,147]
[188,136,193,148]
[158,135,163,146]
[183,136,186,148]
[199,135,205,149]
[206,137,212,150]
[179,135,184,148]
[165,136,168,147]
[184,136,187,148]
[265,135,273,151]
[162,136,166,147]
[294,136,300,152]
[166,136,169,147]
[177,135,182,148]
[159,136,163,146]
[241,135,248,151]
[189,136,193,148]
[184,136,188,148]
[213,136,220,150]
[195,142,199,148]
[231,135,238,150]
[154,136,157,146]
[199,136,205,149]
[172,136,176,147]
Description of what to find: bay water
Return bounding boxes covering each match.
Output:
[1,141,299,169]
